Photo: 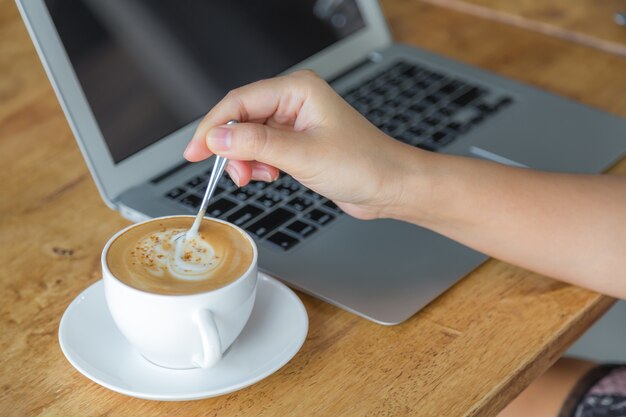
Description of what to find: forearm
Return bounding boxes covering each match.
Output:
[390,149,626,297]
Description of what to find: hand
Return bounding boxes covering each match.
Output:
[184,70,419,220]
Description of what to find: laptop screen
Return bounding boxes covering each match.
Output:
[45,0,365,164]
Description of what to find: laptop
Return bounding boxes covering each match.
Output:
[18,0,626,324]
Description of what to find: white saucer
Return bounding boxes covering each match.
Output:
[59,273,308,401]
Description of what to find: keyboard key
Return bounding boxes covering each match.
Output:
[273,185,299,197]
[411,78,425,88]
[366,108,385,120]
[424,94,440,104]
[408,103,426,114]
[267,232,300,251]
[416,143,436,152]
[437,106,455,117]
[439,80,463,95]
[197,184,225,195]
[396,133,412,144]
[356,96,374,106]
[402,127,428,145]
[453,87,482,107]
[496,96,513,109]
[392,61,411,72]
[231,187,257,201]
[361,84,380,97]
[246,208,295,237]
[424,117,441,127]
[246,181,269,192]
[400,89,417,99]
[471,114,484,125]
[218,175,236,188]
[476,102,495,114]
[343,86,360,98]
[256,194,282,208]
[408,126,427,136]
[302,189,323,200]
[353,102,369,114]
[446,122,463,131]
[426,72,445,82]
[286,220,318,238]
[205,198,237,217]
[286,197,313,212]
[384,97,403,109]
[165,187,186,199]
[389,77,404,87]
[431,130,446,142]
[391,114,410,124]
[322,200,342,213]
[257,188,285,206]
[304,209,335,226]
[372,86,387,97]
[226,205,264,226]
[186,176,205,188]
[273,179,301,196]
[400,65,419,78]
[179,194,201,209]
[431,131,454,146]
[282,175,302,186]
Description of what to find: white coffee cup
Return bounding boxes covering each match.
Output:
[102,216,258,369]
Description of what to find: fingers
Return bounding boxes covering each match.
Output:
[184,70,324,187]
[199,71,321,135]
[205,121,310,175]
[224,160,251,187]
[250,161,280,182]
[184,71,323,163]
[225,161,279,187]
[184,135,213,162]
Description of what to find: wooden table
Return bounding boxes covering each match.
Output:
[416,0,626,57]
[419,0,626,57]
[1,0,625,415]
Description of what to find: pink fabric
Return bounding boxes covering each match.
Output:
[588,367,626,396]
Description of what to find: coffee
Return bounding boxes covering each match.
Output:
[107,217,253,295]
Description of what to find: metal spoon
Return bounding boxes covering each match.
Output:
[186,119,238,239]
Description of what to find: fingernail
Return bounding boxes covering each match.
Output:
[252,167,273,182]
[183,138,205,160]
[206,127,232,152]
[183,140,195,159]
[226,165,240,187]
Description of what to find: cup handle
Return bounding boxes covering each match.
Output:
[192,309,222,368]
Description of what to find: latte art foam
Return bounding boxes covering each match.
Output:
[107,217,253,295]
[133,229,219,281]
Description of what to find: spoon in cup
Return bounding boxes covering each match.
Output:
[184,119,238,240]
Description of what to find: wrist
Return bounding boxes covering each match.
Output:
[378,144,439,225]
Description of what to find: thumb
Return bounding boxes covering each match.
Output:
[205,122,308,173]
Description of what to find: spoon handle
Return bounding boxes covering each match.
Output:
[197,156,228,217]
[188,120,238,236]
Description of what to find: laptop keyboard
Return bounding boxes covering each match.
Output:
[165,172,340,251]
[343,60,514,151]
[165,60,513,251]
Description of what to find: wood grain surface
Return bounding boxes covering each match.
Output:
[421,0,626,57]
[1,0,625,416]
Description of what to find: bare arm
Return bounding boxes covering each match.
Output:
[390,149,626,296]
